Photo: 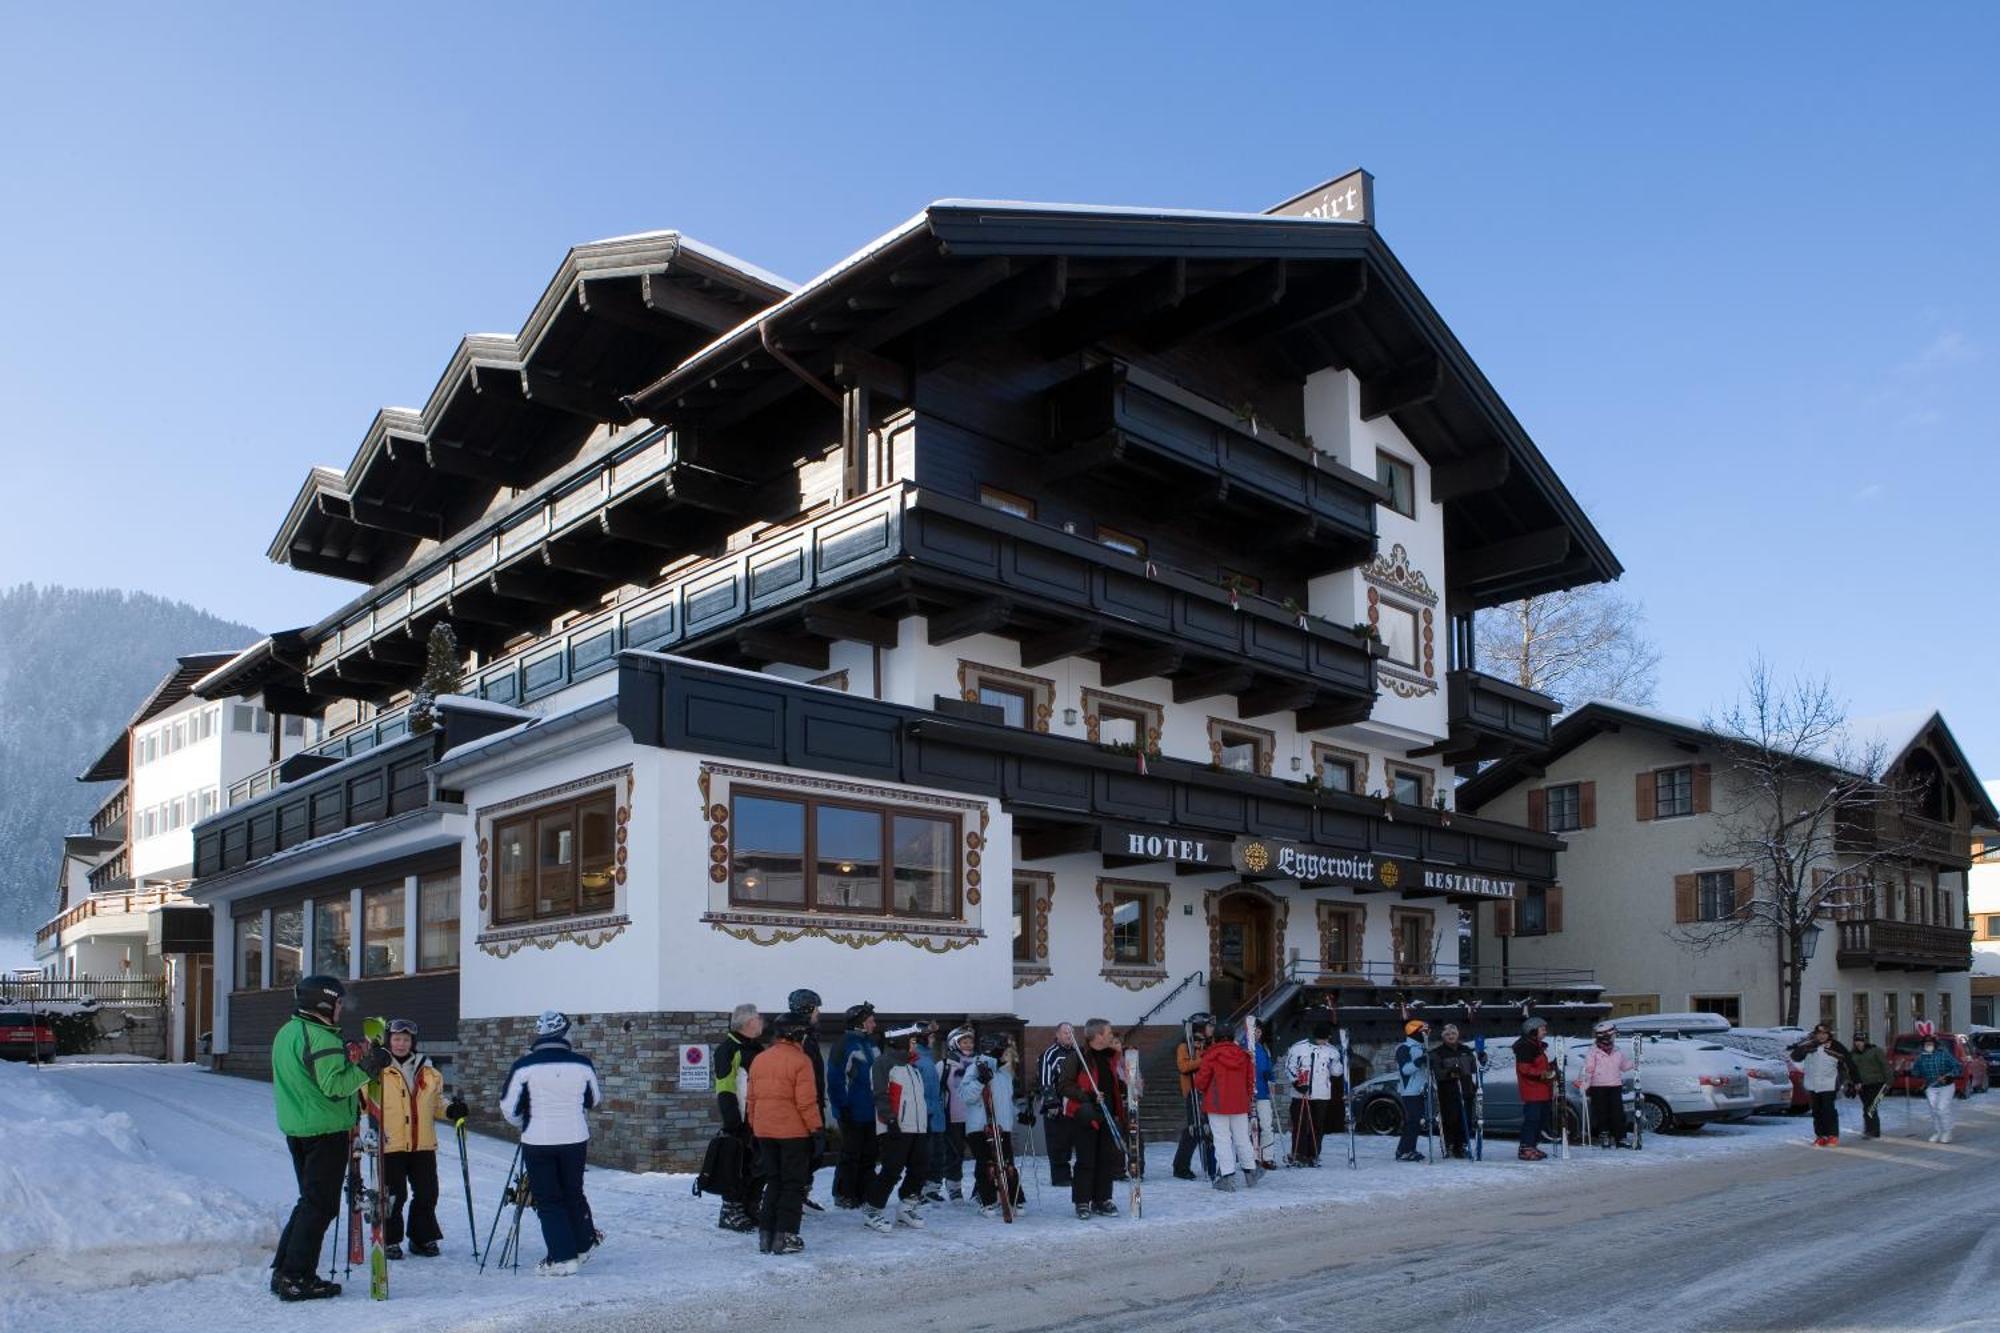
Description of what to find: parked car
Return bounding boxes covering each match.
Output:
[1627,1035,1760,1133]
[1350,1038,1634,1144]
[0,1009,57,1061]
[1714,1029,1811,1113]
[1967,1027,2000,1073]
[1887,1031,1991,1098]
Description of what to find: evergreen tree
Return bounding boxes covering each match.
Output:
[409,624,464,735]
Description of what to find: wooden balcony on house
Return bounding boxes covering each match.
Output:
[1835,918,1973,972]
[1411,669,1561,769]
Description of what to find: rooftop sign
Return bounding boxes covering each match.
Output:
[1266,168,1375,226]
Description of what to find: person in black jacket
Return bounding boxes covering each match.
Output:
[1432,1024,1484,1159]
[1037,1022,1077,1187]
[713,1003,765,1233]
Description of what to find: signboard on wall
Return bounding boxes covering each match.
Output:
[1267,168,1375,226]
[678,1043,711,1091]
[1234,836,1519,901]
[1101,822,1231,867]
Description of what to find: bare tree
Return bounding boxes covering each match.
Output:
[1674,660,1928,1026]
[1475,586,1660,712]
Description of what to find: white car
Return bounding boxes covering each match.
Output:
[1625,1035,1759,1133]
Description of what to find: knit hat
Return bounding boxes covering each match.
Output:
[1522,1016,1547,1035]
[535,1009,571,1040]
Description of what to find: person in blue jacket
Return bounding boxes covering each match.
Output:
[828,1003,878,1209]
[913,1023,949,1202]
[1248,1024,1280,1169]
[961,1033,1027,1218]
[1394,1019,1433,1163]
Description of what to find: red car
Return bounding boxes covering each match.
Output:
[0,1010,57,1061]
[1888,1032,1990,1098]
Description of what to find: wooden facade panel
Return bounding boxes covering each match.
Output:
[1092,770,1172,823]
[1249,798,1314,842]
[907,738,1004,796]
[1006,541,1093,604]
[790,701,902,780]
[1008,757,1093,813]
[346,770,387,825]
[1312,806,1370,851]
[668,677,785,760]
[1175,784,1246,832]
[906,508,1002,578]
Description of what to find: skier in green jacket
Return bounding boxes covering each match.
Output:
[270,973,388,1302]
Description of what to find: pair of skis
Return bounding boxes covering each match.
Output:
[359,1016,389,1301]
[1064,1033,1138,1218]
[979,1073,1017,1223]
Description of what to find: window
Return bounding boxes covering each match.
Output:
[418,871,460,971]
[170,798,185,830]
[231,703,269,734]
[1012,879,1031,963]
[314,893,351,978]
[1392,907,1435,980]
[1853,992,1870,1042]
[1319,904,1362,971]
[1096,708,1141,747]
[141,734,157,765]
[233,914,264,991]
[978,682,1034,729]
[362,883,404,976]
[1911,992,1926,1023]
[1884,992,1900,1038]
[729,788,960,919]
[1940,992,1952,1033]
[978,485,1035,520]
[1517,886,1550,936]
[1096,525,1146,558]
[1081,688,1162,754]
[1987,915,2000,940]
[1545,783,1582,833]
[1317,750,1359,794]
[1655,766,1694,819]
[1376,452,1416,517]
[1818,992,1838,1031]
[493,790,618,926]
[1208,718,1274,776]
[282,715,305,738]
[1110,891,1151,964]
[1691,994,1742,1024]
[959,663,1053,732]
[1390,766,1431,806]
[171,720,186,752]
[271,906,303,988]
[1696,870,1737,922]
[1376,600,1421,669]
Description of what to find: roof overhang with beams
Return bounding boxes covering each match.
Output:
[79,651,242,782]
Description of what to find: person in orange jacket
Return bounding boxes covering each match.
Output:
[378,1018,463,1259]
[1171,1014,1215,1180]
[1193,1021,1261,1192]
[746,1011,824,1256]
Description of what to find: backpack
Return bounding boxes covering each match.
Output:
[691,1131,746,1198]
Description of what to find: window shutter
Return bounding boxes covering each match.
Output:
[1693,763,1713,814]
[1526,788,1547,833]
[1546,885,1565,933]
[1636,771,1657,822]
[1579,781,1597,828]
[1494,898,1514,938]
[1674,873,1698,924]
[1732,867,1755,920]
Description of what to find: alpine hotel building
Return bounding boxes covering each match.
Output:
[186,177,1624,1169]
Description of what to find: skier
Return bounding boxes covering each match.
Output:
[1284,1022,1343,1166]
[1848,1031,1892,1139]
[783,988,829,1210]
[962,1032,1026,1218]
[269,974,386,1302]
[378,1018,463,1258]
[913,1022,950,1202]
[828,1002,879,1209]
[1038,1021,1077,1186]
[1432,1023,1485,1159]
[499,1010,603,1276]
[1575,1022,1635,1148]
[1392,1019,1432,1163]
[1248,1025,1281,1169]
[1788,1023,1855,1147]
[1193,1020,1261,1190]
[712,1002,766,1233]
[937,1025,978,1202]
[863,1022,932,1232]
[1171,1014,1214,1180]
[746,1011,822,1255]
[1056,1018,1129,1220]
[1909,1024,1963,1144]
[1514,1017,1557,1161]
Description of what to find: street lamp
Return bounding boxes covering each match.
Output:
[1799,921,1823,962]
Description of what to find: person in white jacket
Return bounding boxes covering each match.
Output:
[500,1010,604,1275]
[1284,1023,1345,1166]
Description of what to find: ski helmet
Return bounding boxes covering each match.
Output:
[844,1001,876,1029]
[1186,1011,1214,1032]
[788,988,823,1015]
[771,1011,813,1042]
[1522,1016,1547,1035]
[535,1009,571,1040]
[1592,1021,1617,1037]
[293,974,346,1022]
[883,1022,927,1050]
[978,1031,1010,1060]
[1403,1019,1427,1037]
[947,1025,975,1051]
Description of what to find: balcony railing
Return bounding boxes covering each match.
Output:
[36,887,188,945]
[90,785,130,839]
[1835,917,1973,972]
[1441,669,1559,762]
[1835,810,1973,864]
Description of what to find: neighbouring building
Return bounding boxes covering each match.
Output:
[1458,703,1997,1039]
[1971,780,2000,1027]
[35,652,316,1059]
[185,178,1625,1169]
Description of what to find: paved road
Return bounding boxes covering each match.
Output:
[570,1098,2000,1333]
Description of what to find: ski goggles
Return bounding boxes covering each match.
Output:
[386,1019,419,1038]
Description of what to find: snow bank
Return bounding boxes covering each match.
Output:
[0,1062,272,1289]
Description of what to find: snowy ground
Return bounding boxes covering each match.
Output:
[0,1062,1978,1333]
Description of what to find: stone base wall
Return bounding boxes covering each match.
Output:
[456,1009,731,1174]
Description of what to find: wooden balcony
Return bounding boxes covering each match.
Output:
[1411,669,1560,769]
[37,886,188,945]
[1833,809,1973,866]
[1835,918,1973,972]
[90,785,129,840]
[1044,361,1385,572]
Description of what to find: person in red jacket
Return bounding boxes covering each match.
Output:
[1193,1021,1261,1192]
[1514,1017,1558,1161]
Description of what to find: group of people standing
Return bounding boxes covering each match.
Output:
[1788,1020,1961,1146]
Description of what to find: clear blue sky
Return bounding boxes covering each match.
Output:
[2,6,1993,775]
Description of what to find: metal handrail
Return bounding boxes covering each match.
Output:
[1121,970,1207,1042]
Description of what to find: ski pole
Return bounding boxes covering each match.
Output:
[456,1118,479,1263]
[1473,1035,1487,1161]
[1420,1026,1439,1164]
[480,1143,521,1274]
[1064,1032,1132,1218]
[1339,1029,1357,1169]
[1631,1036,1644,1151]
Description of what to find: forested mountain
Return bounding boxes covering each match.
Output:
[0,586,258,935]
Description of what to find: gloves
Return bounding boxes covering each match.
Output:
[345,1040,367,1063]
[359,1041,392,1075]
[975,1064,993,1084]
[811,1130,827,1160]
[1018,1110,1036,1127]
[445,1097,470,1124]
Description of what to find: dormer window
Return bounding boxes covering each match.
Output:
[1376,451,1417,517]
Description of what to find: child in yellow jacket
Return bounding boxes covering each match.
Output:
[379,1019,467,1258]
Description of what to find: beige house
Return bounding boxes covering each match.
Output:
[1458,703,1996,1038]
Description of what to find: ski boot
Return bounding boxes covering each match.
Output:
[863,1206,895,1234]
[717,1202,757,1233]
[1075,1203,1094,1221]
[1212,1173,1239,1192]
[758,1227,775,1254]
[1092,1199,1119,1217]
[274,1274,341,1302]
[411,1241,440,1257]
[1245,1167,1264,1188]
[896,1199,927,1228]
[947,1182,963,1203]
[919,1181,946,1204]
[774,1233,804,1255]
[384,1244,404,1261]
[536,1258,579,1277]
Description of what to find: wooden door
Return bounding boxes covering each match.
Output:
[1215,893,1275,1019]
